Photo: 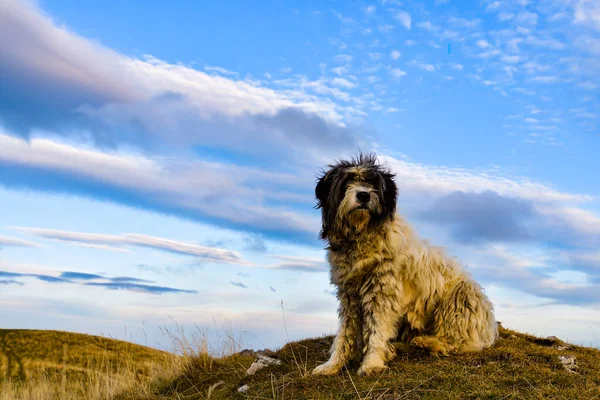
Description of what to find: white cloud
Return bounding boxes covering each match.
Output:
[404,39,417,46]
[378,24,395,33]
[476,39,491,48]
[379,155,590,204]
[204,66,239,76]
[334,54,353,63]
[498,12,515,21]
[368,52,384,61]
[513,87,536,95]
[336,12,355,25]
[525,35,566,50]
[479,49,501,58]
[12,227,252,265]
[266,255,328,272]
[390,50,401,60]
[329,77,356,89]
[516,11,539,25]
[574,0,600,31]
[0,133,321,241]
[578,81,598,90]
[532,75,559,83]
[448,17,481,29]
[394,12,412,29]
[486,1,502,11]
[523,62,550,73]
[364,5,377,15]
[0,235,40,248]
[390,68,407,78]
[506,38,523,53]
[331,66,348,76]
[410,60,436,72]
[504,65,518,76]
[0,0,361,129]
[450,63,464,70]
[416,21,439,32]
[501,55,521,64]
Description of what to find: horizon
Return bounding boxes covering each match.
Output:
[0,0,599,352]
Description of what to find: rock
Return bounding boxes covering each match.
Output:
[508,334,518,339]
[556,345,571,351]
[237,348,274,358]
[238,349,258,357]
[558,355,578,373]
[237,384,250,393]
[246,355,282,375]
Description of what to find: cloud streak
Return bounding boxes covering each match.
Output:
[0,133,320,244]
[0,268,196,294]
[0,235,39,248]
[12,227,251,265]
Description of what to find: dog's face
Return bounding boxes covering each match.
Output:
[315,153,398,240]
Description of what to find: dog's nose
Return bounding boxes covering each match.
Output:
[356,191,370,204]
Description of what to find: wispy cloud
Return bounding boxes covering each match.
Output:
[409,61,436,72]
[204,65,239,76]
[266,255,328,273]
[364,5,376,16]
[0,235,39,248]
[12,227,251,265]
[0,133,321,244]
[0,279,24,286]
[389,68,407,78]
[230,281,249,289]
[0,267,196,294]
[531,75,560,83]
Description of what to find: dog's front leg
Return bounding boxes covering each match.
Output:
[312,293,361,375]
[358,274,403,375]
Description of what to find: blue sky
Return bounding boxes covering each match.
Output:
[0,0,599,351]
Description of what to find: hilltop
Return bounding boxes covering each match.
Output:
[136,324,600,400]
[0,329,179,399]
[1,325,600,399]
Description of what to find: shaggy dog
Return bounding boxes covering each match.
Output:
[312,153,497,376]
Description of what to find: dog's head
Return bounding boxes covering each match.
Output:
[315,153,397,240]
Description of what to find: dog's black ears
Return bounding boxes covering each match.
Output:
[315,166,336,210]
[315,165,340,240]
[381,169,398,216]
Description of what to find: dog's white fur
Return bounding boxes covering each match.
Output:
[313,159,497,376]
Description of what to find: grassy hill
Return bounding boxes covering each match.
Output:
[0,329,179,400]
[2,325,600,399]
[138,324,600,400]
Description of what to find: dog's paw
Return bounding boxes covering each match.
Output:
[312,361,341,376]
[357,359,387,376]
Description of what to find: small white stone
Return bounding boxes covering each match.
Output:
[246,355,282,375]
[237,384,250,393]
[558,355,577,373]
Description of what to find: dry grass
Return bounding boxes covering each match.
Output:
[2,324,600,399]
[144,324,600,400]
[0,329,180,400]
